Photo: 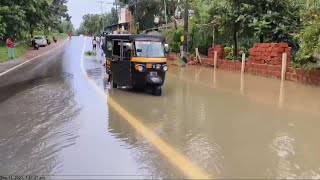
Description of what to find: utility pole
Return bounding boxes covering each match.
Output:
[135,0,139,34]
[164,0,168,28]
[96,0,117,33]
[183,0,189,63]
[97,1,105,33]
[114,0,118,22]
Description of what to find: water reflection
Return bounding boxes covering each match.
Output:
[240,73,245,95]
[278,80,285,109]
[0,77,80,175]
[71,51,320,180]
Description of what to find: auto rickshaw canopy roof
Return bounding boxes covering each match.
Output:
[105,34,165,43]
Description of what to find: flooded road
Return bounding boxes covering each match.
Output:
[1,37,320,179]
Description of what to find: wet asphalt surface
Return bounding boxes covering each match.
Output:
[1,37,320,179]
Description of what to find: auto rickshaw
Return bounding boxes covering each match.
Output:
[103,34,169,96]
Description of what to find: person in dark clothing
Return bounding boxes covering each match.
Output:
[92,37,97,51]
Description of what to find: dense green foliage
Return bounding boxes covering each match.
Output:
[293,0,320,65]
[0,0,71,40]
[126,0,301,58]
[76,0,320,68]
[76,8,118,36]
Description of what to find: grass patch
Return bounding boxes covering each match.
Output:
[54,33,68,40]
[175,58,186,66]
[84,51,96,56]
[0,33,67,62]
[0,42,29,62]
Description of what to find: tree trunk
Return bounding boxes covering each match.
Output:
[29,23,34,38]
[233,23,238,58]
[259,35,264,43]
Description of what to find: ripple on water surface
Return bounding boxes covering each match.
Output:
[0,77,81,175]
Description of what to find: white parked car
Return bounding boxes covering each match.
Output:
[33,36,48,47]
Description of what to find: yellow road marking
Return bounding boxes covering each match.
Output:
[107,96,210,179]
[80,38,209,179]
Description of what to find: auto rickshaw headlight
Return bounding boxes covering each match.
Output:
[135,64,145,72]
[162,65,168,72]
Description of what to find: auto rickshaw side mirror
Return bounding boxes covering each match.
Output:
[164,44,169,54]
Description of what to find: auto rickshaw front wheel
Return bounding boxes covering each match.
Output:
[112,81,117,88]
[108,74,117,88]
[152,86,162,96]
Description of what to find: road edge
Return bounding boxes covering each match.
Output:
[0,39,67,77]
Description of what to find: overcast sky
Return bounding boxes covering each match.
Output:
[67,0,114,29]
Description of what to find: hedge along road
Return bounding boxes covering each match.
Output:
[1,36,320,179]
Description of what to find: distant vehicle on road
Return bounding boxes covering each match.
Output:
[79,34,84,37]
[33,36,48,47]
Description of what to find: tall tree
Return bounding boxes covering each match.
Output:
[77,12,118,35]
[248,0,301,43]
[0,0,70,38]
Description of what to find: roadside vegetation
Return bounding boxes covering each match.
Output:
[0,42,28,62]
[117,0,320,70]
[84,51,97,56]
[0,0,72,62]
[0,33,67,62]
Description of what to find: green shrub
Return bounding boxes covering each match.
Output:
[175,57,186,66]
[84,51,96,56]
[226,52,240,61]
[224,47,232,55]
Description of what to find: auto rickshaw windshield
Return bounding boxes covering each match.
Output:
[134,41,165,58]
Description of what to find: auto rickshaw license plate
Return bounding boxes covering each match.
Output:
[146,64,152,69]
[150,71,157,76]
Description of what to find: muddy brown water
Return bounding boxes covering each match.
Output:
[108,66,320,179]
[1,37,320,179]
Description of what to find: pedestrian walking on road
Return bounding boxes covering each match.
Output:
[6,38,15,59]
[96,36,100,48]
[100,35,104,49]
[92,37,97,51]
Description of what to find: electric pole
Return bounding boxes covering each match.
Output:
[183,0,189,63]
[97,1,105,33]
[164,0,168,28]
[114,0,118,22]
[96,0,117,33]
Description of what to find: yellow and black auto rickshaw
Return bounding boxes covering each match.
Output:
[103,34,169,96]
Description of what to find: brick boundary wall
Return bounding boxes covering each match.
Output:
[167,44,320,86]
[248,43,291,66]
[196,43,320,86]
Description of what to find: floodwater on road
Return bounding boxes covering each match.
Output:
[107,65,320,179]
[1,37,320,179]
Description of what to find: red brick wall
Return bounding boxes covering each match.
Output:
[208,45,224,60]
[216,60,282,78]
[205,43,320,86]
[248,43,291,66]
[286,68,320,85]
